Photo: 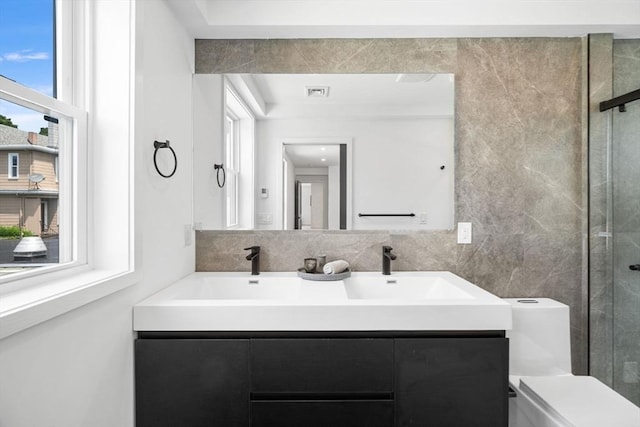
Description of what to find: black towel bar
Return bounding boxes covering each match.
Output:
[358,213,415,217]
[599,88,640,112]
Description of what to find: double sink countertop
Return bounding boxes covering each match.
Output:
[134,271,512,332]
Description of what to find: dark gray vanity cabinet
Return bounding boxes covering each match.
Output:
[135,334,508,427]
[250,338,395,427]
[395,338,509,427]
[135,339,250,427]
[251,338,393,394]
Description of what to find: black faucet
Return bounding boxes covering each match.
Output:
[382,245,397,275]
[244,246,261,275]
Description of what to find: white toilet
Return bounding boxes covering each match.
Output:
[505,298,640,427]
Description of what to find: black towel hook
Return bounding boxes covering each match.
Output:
[153,140,177,178]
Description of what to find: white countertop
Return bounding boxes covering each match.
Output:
[133,271,512,331]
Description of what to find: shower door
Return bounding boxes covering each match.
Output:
[611,96,640,406]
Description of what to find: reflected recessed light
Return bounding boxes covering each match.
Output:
[321,158,327,162]
[320,147,326,151]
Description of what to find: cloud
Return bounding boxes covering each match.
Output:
[2,50,50,63]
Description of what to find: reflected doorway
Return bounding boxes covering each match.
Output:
[283,142,347,230]
[295,177,328,229]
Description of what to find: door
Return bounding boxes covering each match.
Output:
[40,200,48,233]
[135,339,250,427]
[294,180,301,229]
[611,95,640,405]
[395,338,508,427]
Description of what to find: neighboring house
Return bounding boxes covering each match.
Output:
[0,123,59,236]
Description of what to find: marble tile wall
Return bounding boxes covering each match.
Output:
[195,38,587,374]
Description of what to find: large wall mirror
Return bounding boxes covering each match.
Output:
[193,73,455,231]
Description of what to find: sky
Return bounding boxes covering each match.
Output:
[0,0,54,132]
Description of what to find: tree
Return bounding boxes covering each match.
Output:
[0,114,18,128]
[39,127,48,136]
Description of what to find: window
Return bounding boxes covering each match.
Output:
[8,153,19,178]
[0,0,55,97]
[223,83,255,230]
[0,0,135,339]
[0,0,71,274]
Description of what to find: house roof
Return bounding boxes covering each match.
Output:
[0,124,58,154]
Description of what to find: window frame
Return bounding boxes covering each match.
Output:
[224,111,240,229]
[0,73,87,280]
[223,80,256,230]
[7,153,19,179]
[0,0,136,340]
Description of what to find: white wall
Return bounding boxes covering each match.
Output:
[193,74,224,229]
[328,164,340,229]
[256,116,454,230]
[194,76,256,230]
[0,2,195,426]
[283,151,296,230]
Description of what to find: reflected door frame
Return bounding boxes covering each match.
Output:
[281,137,353,230]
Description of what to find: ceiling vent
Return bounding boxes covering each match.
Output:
[306,86,330,97]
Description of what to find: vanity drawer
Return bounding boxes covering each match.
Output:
[251,338,393,393]
[251,400,394,427]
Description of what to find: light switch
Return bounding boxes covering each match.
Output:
[457,222,472,244]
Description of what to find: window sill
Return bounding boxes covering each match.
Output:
[0,267,139,340]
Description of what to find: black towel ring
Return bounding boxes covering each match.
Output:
[153,140,177,178]
[214,163,226,188]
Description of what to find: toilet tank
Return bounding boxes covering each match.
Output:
[504,298,572,376]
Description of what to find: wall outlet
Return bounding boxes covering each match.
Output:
[457,222,472,244]
[258,213,273,225]
[184,224,192,247]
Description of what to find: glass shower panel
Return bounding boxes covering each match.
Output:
[611,100,640,406]
[611,39,640,406]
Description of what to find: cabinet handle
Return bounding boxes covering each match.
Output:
[250,392,394,401]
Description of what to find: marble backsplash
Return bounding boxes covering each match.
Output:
[195,38,587,374]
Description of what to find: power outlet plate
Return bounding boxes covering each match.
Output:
[258,213,273,225]
[457,222,472,244]
[419,212,428,224]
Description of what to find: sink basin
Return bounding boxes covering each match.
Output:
[172,276,302,300]
[134,271,511,332]
[344,272,474,300]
